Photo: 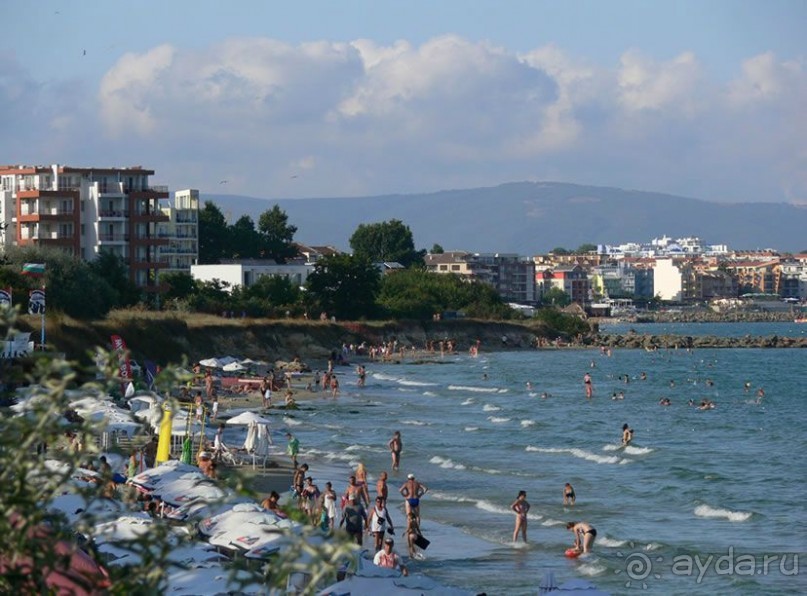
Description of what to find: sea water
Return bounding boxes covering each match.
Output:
[268,322,807,595]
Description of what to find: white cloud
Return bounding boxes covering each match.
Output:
[1,37,805,203]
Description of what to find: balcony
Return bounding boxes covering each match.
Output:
[98,210,128,219]
[98,233,129,243]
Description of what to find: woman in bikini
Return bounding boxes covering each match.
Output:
[355,462,371,506]
[567,521,597,553]
[511,490,530,542]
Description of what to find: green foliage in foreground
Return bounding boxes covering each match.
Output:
[0,307,354,594]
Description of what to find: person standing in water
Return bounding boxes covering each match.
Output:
[622,423,634,445]
[511,490,530,542]
[563,483,576,506]
[388,431,402,472]
[567,521,597,553]
[583,372,593,399]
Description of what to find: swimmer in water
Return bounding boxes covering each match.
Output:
[622,423,634,445]
[563,483,576,506]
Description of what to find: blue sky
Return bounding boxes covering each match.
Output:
[2,0,806,203]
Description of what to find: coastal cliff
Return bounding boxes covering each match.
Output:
[14,313,806,370]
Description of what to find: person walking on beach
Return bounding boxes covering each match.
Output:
[388,431,402,472]
[194,391,203,422]
[339,494,367,546]
[406,510,423,558]
[563,483,576,506]
[301,476,321,525]
[376,471,389,504]
[399,473,428,524]
[355,462,371,505]
[369,496,395,552]
[320,482,337,530]
[511,490,530,542]
[343,475,367,507]
[210,395,219,420]
[567,521,597,553]
[286,432,300,469]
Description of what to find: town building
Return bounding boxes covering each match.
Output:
[425,252,536,303]
[191,260,315,292]
[159,189,199,274]
[0,164,185,293]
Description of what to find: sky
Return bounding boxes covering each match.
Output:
[2,0,806,203]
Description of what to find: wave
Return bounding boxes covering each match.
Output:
[526,446,629,465]
[373,373,400,382]
[401,419,428,426]
[597,535,627,548]
[423,391,437,397]
[694,504,752,522]
[520,420,536,427]
[282,417,302,426]
[464,426,479,432]
[448,385,501,393]
[429,455,466,470]
[497,389,509,394]
[624,445,654,455]
[398,379,438,387]
[578,560,608,576]
[488,417,511,423]
[482,404,501,412]
[475,499,544,521]
[541,518,565,527]
[461,398,475,406]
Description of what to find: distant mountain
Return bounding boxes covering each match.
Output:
[207,182,807,254]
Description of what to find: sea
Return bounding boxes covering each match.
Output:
[250,322,806,595]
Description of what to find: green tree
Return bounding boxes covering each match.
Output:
[229,215,264,259]
[89,250,142,307]
[550,247,570,255]
[160,271,197,300]
[198,202,229,264]
[246,274,301,306]
[430,244,445,254]
[542,287,572,307]
[576,243,597,253]
[257,205,298,263]
[304,254,380,320]
[349,219,426,268]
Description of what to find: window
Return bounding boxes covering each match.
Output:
[451,264,460,271]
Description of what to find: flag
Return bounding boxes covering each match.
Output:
[28,289,45,315]
[144,359,158,390]
[0,288,11,309]
[110,334,132,380]
[22,263,45,277]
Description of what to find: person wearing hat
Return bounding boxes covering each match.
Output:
[339,493,367,546]
[373,537,408,576]
[399,473,428,525]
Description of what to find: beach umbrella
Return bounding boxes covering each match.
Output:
[242,422,257,452]
[199,358,222,368]
[222,362,246,372]
[226,411,272,426]
[156,405,174,464]
[181,436,193,464]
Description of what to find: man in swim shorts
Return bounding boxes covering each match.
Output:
[563,483,576,506]
[399,473,428,525]
[388,431,402,471]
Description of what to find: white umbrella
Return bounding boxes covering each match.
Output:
[243,422,257,452]
[199,358,222,368]
[226,411,272,426]
[222,362,246,372]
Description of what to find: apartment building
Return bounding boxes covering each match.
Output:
[425,252,536,303]
[159,189,199,274]
[0,164,170,292]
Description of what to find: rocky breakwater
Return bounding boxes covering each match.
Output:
[594,332,807,350]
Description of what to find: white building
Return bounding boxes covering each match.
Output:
[191,260,314,292]
[159,189,199,274]
[653,258,685,301]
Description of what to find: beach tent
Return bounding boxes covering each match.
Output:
[198,358,223,368]
[222,361,246,372]
[226,411,273,426]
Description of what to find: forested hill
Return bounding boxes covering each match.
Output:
[208,181,807,254]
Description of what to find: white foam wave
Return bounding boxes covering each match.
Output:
[429,491,477,504]
[624,446,654,455]
[520,420,536,427]
[597,536,627,548]
[578,561,608,576]
[401,419,427,426]
[461,398,475,406]
[373,373,399,382]
[482,404,501,412]
[448,385,500,393]
[602,444,622,452]
[429,455,466,470]
[497,389,509,394]
[526,446,627,465]
[694,504,752,522]
[282,417,302,426]
[644,542,663,551]
[541,518,565,527]
[488,416,511,423]
[475,499,544,521]
[398,379,438,387]
[464,426,479,432]
[423,391,437,397]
